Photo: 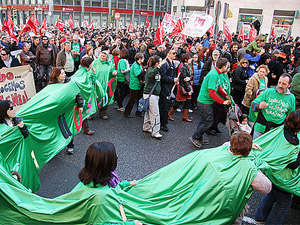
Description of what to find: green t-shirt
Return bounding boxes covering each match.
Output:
[259,77,266,90]
[198,68,226,104]
[117,59,129,83]
[129,62,143,90]
[253,88,295,133]
[71,43,80,62]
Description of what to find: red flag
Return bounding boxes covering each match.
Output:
[69,16,74,29]
[54,16,64,32]
[146,17,150,28]
[20,23,32,36]
[40,17,48,34]
[161,22,166,37]
[207,24,215,37]
[7,13,14,30]
[249,26,257,42]
[87,20,94,30]
[223,19,232,42]
[153,22,164,45]
[168,18,184,38]
[4,15,17,41]
[128,22,133,32]
[237,25,244,41]
[27,13,40,35]
[2,19,9,33]
[271,27,276,38]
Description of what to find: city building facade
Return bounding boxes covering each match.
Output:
[172,0,300,37]
[0,0,172,28]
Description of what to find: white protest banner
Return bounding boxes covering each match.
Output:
[182,13,213,37]
[162,13,179,33]
[0,65,36,111]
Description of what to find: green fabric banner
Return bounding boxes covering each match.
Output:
[249,126,300,197]
[0,146,257,224]
[0,58,117,192]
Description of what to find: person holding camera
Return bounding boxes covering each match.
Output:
[0,100,29,138]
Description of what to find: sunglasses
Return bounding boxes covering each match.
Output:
[9,106,13,110]
[1,53,7,56]
[171,52,177,55]
[42,39,48,41]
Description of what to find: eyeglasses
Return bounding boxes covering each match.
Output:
[9,106,13,110]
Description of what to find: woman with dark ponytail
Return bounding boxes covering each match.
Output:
[143,55,165,139]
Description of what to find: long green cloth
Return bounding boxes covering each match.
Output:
[250,126,300,197]
[0,146,257,224]
[0,59,117,192]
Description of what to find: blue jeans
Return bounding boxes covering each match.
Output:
[39,64,52,83]
[192,102,213,141]
[254,186,292,225]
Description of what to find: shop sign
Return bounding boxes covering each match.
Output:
[272,17,294,25]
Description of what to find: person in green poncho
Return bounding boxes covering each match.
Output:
[252,73,295,139]
[124,53,145,118]
[254,110,300,225]
[116,49,130,111]
[78,141,141,225]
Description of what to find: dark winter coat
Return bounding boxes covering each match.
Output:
[232,66,249,91]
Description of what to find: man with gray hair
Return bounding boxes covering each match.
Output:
[20,42,36,69]
[56,41,76,77]
[128,39,140,65]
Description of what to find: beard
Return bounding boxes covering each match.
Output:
[276,86,287,94]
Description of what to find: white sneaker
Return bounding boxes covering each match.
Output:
[176,108,181,112]
[117,107,125,112]
[152,133,162,139]
[67,148,74,154]
[189,109,193,113]
[143,129,152,133]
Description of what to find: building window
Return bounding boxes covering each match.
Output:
[149,0,153,10]
[84,0,90,6]
[155,0,160,11]
[141,3,147,10]
[103,0,108,7]
[101,13,108,27]
[111,1,116,7]
[239,8,263,15]
[74,0,80,5]
[127,0,132,9]
[92,0,100,7]
[135,0,139,10]
[118,0,126,8]
[53,0,61,4]
[64,0,73,5]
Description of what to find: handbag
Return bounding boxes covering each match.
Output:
[138,81,158,113]
[179,85,193,96]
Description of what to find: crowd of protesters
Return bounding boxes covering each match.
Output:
[1,23,300,223]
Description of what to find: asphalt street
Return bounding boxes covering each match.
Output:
[37,99,300,224]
